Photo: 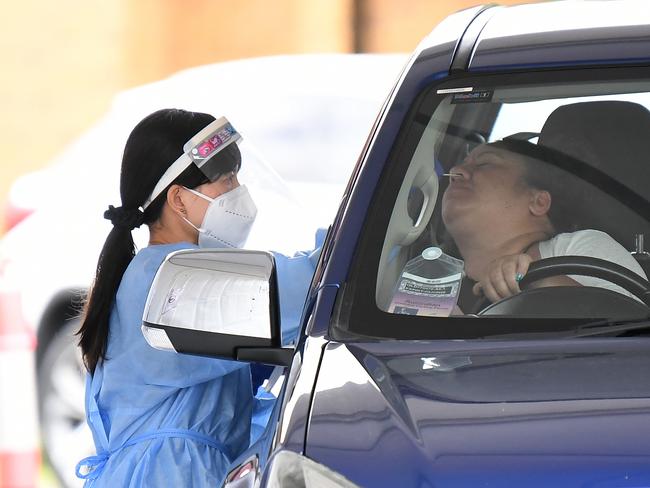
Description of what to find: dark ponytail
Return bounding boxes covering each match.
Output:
[78,225,140,373]
[77,108,232,373]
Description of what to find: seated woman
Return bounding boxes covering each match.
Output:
[441,139,647,305]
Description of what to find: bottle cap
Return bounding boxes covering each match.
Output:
[421,247,442,260]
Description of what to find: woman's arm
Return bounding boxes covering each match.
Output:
[473,248,580,303]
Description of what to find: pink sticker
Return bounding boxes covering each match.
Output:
[197,142,213,157]
[193,124,236,159]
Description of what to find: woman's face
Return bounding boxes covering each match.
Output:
[184,170,240,226]
[441,144,533,232]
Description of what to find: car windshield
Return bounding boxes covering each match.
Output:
[338,70,650,340]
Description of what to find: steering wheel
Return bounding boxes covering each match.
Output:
[477,256,650,316]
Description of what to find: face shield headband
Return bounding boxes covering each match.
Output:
[142,117,242,210]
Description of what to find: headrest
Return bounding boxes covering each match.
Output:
[538,101,650,197]
[536,100,650,249]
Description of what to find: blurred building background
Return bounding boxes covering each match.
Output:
[0,0,531,233]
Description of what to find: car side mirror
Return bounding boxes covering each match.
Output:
[142,248,293,366]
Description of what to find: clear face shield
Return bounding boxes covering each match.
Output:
[142,117,242,210]
[183,117,241,181]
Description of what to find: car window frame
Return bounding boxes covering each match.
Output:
[330,65,650,342]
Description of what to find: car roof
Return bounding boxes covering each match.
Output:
[415,0,650,73]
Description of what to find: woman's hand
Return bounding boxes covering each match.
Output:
[473,253,533,303]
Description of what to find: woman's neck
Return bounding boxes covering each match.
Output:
[457,230,550,282]
[147,214,198,246]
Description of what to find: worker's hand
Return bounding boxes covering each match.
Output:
[473,253,533,303]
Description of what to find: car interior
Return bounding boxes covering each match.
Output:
[375,79,650,319]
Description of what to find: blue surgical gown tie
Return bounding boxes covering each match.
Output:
[76,428,228,480]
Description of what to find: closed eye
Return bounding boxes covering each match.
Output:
[473,161,491,169]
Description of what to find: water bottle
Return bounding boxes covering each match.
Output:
[389,247,464,317]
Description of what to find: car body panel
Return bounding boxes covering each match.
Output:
[274,334,328,454]
[306,340,650,487]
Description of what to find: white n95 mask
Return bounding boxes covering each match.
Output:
[183,185,257,248]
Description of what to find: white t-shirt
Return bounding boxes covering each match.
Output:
[538,229,648,300]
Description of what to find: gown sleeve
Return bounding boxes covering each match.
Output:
[273,228,325,345]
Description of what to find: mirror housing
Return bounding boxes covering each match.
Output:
[142,248,292,366]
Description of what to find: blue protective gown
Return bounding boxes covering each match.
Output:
[77,234,322,487]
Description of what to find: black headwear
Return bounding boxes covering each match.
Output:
[104,205,145,230]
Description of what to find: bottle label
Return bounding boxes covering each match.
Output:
[388,251,463,317]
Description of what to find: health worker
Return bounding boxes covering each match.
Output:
[75,109,319,486]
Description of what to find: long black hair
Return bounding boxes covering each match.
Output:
[78,108,241,373]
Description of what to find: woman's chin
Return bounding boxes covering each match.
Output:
[442,198,472,222]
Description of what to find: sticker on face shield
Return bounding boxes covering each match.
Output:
[450,90,493,104]
[192,124,238,160]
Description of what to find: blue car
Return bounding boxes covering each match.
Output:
[143,1,650,486]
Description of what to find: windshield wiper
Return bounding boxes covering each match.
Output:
[565,315,650,338]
